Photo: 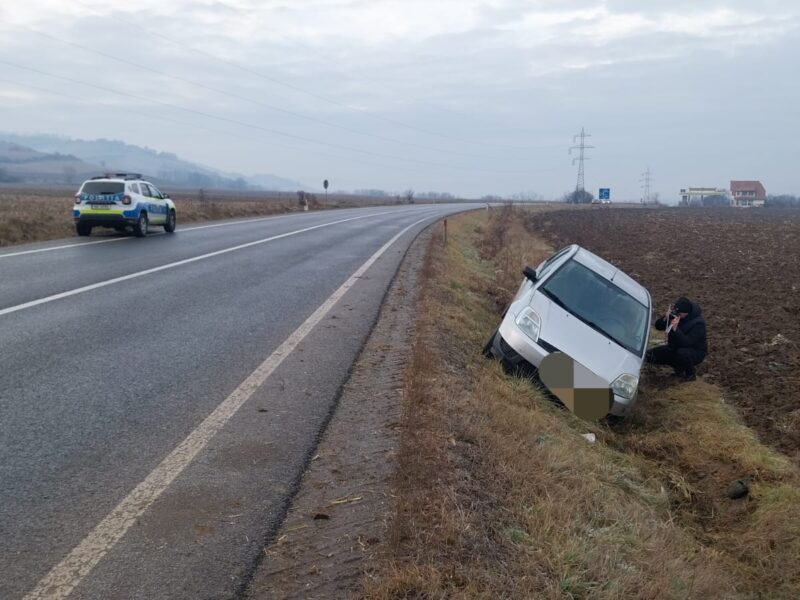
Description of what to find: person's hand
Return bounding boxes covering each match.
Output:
[670,315,681,329]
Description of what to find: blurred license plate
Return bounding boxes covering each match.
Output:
[91,204,113,209]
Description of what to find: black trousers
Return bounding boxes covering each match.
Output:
[645,345,705,375]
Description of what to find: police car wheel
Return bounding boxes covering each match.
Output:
[133,213,148,238]
[164,210,176,233]
[76,223,92,237]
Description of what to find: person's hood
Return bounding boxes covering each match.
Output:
[685,301,702,321]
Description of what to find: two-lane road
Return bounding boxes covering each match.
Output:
[0,203,473,599]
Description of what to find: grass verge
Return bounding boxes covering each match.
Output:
[362,208,800,599]
[0,192,304,247]
[0,186,415,247]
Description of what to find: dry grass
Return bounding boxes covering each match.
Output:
[362,208,800,599]
[0,192,298,247]
[0,187,405,247]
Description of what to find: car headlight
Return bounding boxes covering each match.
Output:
[611,374,639,400]
[515,307,541,342]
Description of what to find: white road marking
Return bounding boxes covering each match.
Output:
[0,236,131,259]
[23,212,438,600]
[0,209,414,318]
[178,213,291,232]
[0,207,408,259]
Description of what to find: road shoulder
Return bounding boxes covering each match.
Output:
[245,225,433,599]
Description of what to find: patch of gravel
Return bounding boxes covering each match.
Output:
[245,227,433,599]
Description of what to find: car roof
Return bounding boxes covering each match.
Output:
[570,245,651,307]
[86,173,145,182]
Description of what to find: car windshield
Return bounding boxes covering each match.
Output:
[540,259,649,355]
[80,181,124,195]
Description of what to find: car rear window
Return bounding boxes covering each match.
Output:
[80,181,124,195]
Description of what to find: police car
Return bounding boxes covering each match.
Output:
[73,174,176,237]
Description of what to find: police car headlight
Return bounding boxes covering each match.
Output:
[611,374,638,400]
[515,307,541,342]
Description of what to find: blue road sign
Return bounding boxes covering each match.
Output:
[599,188,610,200]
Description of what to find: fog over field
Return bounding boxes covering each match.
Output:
[1,1,798,199]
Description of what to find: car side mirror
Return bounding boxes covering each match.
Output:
[162,193,170,199]
[522,266,538,282]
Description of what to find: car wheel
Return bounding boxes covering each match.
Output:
[133,213,148,238]
[482,326,499,358]
[164,210,176,233]
[76,223,92,237]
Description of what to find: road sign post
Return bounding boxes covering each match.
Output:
[323,179,329,204]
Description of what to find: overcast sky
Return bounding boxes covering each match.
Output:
[1,0,798,200]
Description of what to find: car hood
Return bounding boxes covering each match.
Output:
[531,292,644,383]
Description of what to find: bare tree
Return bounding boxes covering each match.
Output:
[404,189,415,204]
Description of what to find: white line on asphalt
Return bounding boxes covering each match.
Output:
[0,236,131,259]
[178,213,291,232]
[0,207,411,259]
[23,212,438,600]
[0,209,418,317]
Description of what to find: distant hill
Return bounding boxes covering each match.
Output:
[0,133,304,191]
[0,141,103,184]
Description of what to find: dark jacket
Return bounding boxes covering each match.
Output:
[655,301,708,356]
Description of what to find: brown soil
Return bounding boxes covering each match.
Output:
[524,207,800,461]
[245,227,433,599]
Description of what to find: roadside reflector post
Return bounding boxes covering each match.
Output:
[443,218,448,245]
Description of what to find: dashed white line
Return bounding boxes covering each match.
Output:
[0,236,131,259]
[22,213,437,600]
[0,209,410,318]
[0,207,411,259]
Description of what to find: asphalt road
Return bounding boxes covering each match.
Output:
[0,204,474,600]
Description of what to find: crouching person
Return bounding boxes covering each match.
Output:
[645,297,707,381]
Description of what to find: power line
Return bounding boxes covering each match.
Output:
[183,5,552,154]
[69,1,498,147]
[0,58,532,175]
[0,77,405,176]
[569,127,593,193]
[5,22,502,162]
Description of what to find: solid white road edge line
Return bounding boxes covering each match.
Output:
[0,208,413,317]
[23,212,438,600]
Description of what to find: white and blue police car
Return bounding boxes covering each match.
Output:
[73,174,176,237]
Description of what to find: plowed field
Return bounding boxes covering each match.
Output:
[525,207,800,461]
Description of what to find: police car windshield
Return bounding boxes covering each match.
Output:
[81,182,124,195]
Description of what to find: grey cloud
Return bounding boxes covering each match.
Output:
[0,1,797,198]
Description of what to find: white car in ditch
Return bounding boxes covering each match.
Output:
[484,245,652,417]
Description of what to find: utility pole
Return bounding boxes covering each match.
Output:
[640,167,653,204]
[569,127,594,199]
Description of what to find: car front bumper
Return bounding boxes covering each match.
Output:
[494,318,635,417]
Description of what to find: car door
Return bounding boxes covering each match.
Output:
[141,182,167,224]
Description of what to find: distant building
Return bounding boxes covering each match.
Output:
[730,180,766,207]
[679,187,730,206]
